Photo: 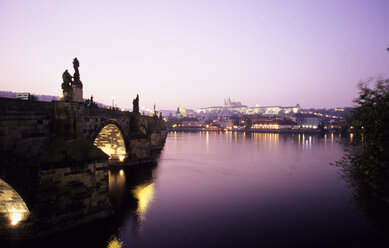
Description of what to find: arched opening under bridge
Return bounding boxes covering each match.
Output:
[93,123,127,161]
[0,179,30,227]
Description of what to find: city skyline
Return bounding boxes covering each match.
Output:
[1,0,388,110]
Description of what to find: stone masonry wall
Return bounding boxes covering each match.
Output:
[82,107,131,142]
[150,129,168,150]
[0,98,54,160]
[128,137,152,165]
[32,160,112,236]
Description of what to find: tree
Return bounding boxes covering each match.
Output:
[336,78,389,230]
[244,116,252,129]
[231,115,240,126]
[317,121,325,131]
[351,78,389,145]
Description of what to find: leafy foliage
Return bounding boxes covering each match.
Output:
[336,78,389,230]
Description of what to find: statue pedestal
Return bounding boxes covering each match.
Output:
[71,85,83,102]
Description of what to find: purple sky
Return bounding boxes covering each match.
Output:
[1,0,388,110]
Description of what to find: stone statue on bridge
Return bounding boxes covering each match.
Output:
[61,70,72,89]
[61,58,83,102]
[72,57,82,88]
[73,57,80,70]
[133,94,139,114]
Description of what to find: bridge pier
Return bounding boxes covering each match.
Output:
[54,101,85,140]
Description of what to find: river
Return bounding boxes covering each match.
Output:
[3,132,386,247]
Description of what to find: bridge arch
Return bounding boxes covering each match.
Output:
[0,179,30,227]
[93,120,128,161]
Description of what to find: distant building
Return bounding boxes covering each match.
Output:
[177,106,196,117]
[16,92,30,100]
[245,104,300,115]
[224,97,244,108]
[252,119,299,130]
[179,117,201,127]
[197,98,300,116]
[176,107,182,118]
[292,114,321,129]
[196,106,225,114]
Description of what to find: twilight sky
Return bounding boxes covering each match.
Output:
[0,0,388,111]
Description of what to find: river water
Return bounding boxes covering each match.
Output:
[3,132,387,247]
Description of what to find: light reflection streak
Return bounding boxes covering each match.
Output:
[132,183,155,222]
[225,131,232,144]
[107,235,123,248]
[249,133,280,150]
[109,169,126,208]
[206,131,209,150]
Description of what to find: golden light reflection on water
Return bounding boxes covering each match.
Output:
[108,169,127,208]
[107,235,123,248]
[109,169,126,191]
[206,131,210,150]
[132,183,155,222]
[251,133,279,149]
[0,179,30,226]
[350,133,354,142]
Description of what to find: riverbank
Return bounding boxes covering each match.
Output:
[169,127,339,134]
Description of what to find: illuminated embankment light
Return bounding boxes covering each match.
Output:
[10,212,22,225]
[119,156,125,162]
[59,93,64,99]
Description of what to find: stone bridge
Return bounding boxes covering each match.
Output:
[0,58,167,238]
[0,97,167,238]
